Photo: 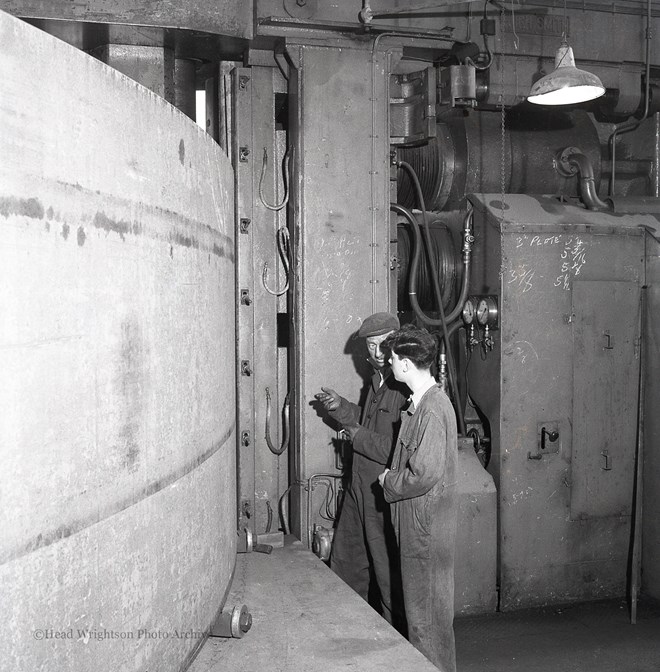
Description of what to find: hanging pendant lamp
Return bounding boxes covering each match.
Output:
[527,40,605,106]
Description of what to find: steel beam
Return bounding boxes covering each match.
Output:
[0,0,253,38]
[233,63,289,537]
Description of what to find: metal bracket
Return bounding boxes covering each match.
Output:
[541,426,560,451]
[529,421,560,460]
[210,604,252,639]
[554,146,580,177]
[601,451,613,471]
[237,527,273,555]
[240,289,252,306]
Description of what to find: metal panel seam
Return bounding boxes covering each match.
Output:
[1,423,235,566]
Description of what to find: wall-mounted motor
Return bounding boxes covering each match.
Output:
[390,67,437,147]
[439,64,477,109]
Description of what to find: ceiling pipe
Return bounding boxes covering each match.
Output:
[565,150,611,210]
[608,0,653,196]
[557,146,660,215]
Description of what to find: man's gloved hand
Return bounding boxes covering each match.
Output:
[314,387,341,412]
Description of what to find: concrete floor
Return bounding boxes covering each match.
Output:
[189,541,660,672]
[189,539,438,672]
[455,595,660,672]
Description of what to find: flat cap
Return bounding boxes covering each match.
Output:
[358,312,400,338]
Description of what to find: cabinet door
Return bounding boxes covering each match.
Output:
[571,280,640,519]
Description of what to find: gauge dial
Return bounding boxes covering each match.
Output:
[462,298,475,325]
[476,296,498,327]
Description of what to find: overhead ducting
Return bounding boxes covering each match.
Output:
[397,108,602,210]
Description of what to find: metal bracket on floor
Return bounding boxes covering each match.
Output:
[209,604,253,639]
[237,527,273,555]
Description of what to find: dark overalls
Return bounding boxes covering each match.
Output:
[382,384,458,672]
[329,368,408,631]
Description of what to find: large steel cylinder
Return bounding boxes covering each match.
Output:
[397,108,602,210]
[0,12,235,672]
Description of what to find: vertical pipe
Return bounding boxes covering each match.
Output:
[205,75,220,142]
[609,0,652,196]
[631,285,647,624]
[89,43,176,105]
[654,112,660,198]
[370,34,398,314]
[174,58,197,120]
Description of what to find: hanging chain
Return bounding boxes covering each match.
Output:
[500,92,506,219]
[499,9,506,224]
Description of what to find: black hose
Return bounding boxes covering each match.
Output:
[396,162,466,437]
[396,163,472,324]
[279,485,292,536]
[391,204,422,313]
[439,318,465,346]
[265,501,273,534]
[391,201,467,435]
[398,162,446,324]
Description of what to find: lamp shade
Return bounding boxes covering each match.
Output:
[528,42,605,105]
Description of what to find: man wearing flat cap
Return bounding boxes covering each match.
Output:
[315,312,408,632]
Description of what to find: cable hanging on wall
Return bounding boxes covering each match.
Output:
[262,226,291,296]
[265,387,290,455]
[259,146,291,211]
[260,144,292,296]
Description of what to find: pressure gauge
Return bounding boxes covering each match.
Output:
[476,296,498,328]
[462,298,476,325]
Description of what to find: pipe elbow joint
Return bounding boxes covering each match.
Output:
[556,147,610,211]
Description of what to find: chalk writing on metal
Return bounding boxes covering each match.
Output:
[515,234,562,248]
[554,237,587,290]
[508,264,535,293]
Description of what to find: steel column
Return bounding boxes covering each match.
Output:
[286,40,393,544]
[234,67,257,534]
[233,65,288,536]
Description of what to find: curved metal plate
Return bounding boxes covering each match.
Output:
[0,10,236,671]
